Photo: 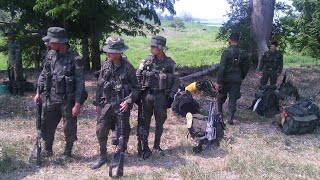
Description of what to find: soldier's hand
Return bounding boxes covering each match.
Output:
[72,103,81,117]
[95,106,100,113]
[120,101,129,112]
[215,83,222,91]
[256,71,262,77]
[33,93,42,104]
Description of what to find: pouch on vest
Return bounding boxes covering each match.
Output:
[55,75,66,94]
[159,72,167,90]
[65,76,74,93]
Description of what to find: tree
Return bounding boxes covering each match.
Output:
[179,11,194,22]
[217,0,287,68]
[281,0,320,59]
[169,18,185,30]
[34,0,176,70]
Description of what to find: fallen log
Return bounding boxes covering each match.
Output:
[179,64,219,81]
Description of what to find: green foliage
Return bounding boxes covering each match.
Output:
[0,141,25,173]
[281,0,320,58]
[169,18,186,30]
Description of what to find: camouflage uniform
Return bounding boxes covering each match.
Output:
[217,44,250,124]
[0,30,24,94]
[37,27,85,156]
[258,50,283,86]
[91,37,139,169]
[136,36,180,153]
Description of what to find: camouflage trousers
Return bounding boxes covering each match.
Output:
[41,101,78,146]
[260,70,278,86]
[96,105,131,155]
[217,82,241,116]
[140,90,167,147]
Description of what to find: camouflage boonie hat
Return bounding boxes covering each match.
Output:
[103,37,128,53]
[45,27,69,44]
[149,36,167,50]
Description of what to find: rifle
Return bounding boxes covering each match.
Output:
[109,85,125,177]
[205,101,216,151]
[136,100,149,159]
[29,96,42,166]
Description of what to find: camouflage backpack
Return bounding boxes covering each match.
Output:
[281,99,320,135]
[172,90,199,117]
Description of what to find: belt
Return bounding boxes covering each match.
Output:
[145,88,164,95]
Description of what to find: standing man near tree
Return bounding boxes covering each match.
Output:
[91,37,140,169]
[33,27,85,159]
[256,41,283,87]
[136,36,179,158]
[216,33,250,125]
[0,30,24,95]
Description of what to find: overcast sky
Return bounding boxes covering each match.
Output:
[174,0,292,20]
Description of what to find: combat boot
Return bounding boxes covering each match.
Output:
[153,140,164,156]
[138,141,152,159]
[62,142,73,158]
[41,143,53,157]
[227,113,234,125]
[90,154,107,169]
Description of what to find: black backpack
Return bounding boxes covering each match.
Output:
[172,90,199,117]
[281,99,320,135]
[252,86,281,117]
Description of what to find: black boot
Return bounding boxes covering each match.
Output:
[62,142,73,157]
[227,113,234,125]
[153,139,164,156]
[138,141,152,159]
[41,142,53,157]
[90,154,107,169]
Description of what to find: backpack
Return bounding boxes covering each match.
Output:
[187,113,224,140]
[281,99,320,135]
[252,85,281,117]
[172,90,199,117]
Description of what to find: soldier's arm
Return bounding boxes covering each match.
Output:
[0,45,8,52]
[73,55,85,104]
[37,61,49,93]
[257,53,266,71]
[136,59,146,85]
[169,63,180,98]
[95,69,104,106]
[217,50,228,85]
[14,42,22,65]
[277,53,283,74]
[124,65,141,104]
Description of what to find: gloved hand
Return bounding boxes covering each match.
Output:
[166,97,174,109]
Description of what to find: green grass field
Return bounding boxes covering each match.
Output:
[0,21,318,70]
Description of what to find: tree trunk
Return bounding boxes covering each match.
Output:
[81,32,90,71]
[90,20,101,71]
[251,0,275,70]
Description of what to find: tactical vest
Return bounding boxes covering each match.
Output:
[42,51,87,104]
[100,58,132,105]
[140,56,174,92]
[263,51,281,71]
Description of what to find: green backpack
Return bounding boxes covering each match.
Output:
[281,100,320,135]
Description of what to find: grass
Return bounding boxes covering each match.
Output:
[1,66,320,179]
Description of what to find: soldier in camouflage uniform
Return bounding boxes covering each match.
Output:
[0,30,24,95]
[33,27,85,158]
[257,41,283,87]
[91,37,140,169]
[136,36,179,157]
[216,33,250,125]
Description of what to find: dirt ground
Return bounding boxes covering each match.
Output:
[0,66,320,180]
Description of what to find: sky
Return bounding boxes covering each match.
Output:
[174,0,292,20]
[174,0,230,20]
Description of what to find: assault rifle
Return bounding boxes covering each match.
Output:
[109,85,125,177]
[29,95,42,166]
[136,100,150,159]
[205,101,216,151]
